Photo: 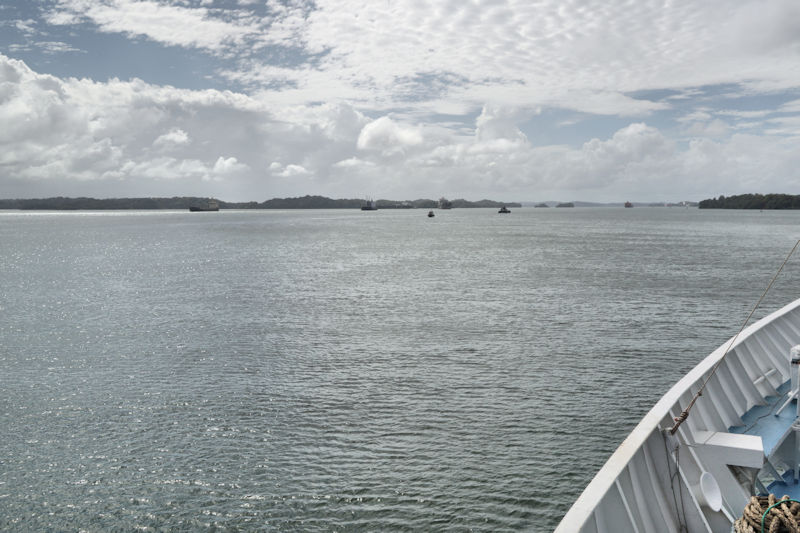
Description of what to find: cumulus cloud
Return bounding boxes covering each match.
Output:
[475,105,528,143]
[153,128,190,147]
[356,116,423,154]
[212,156,249,176]
[0,54,271,194]
[269,162,311,178]
[2,50,800,203]
[566,123,677,189]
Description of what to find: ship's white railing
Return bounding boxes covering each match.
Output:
[555,297,800,533]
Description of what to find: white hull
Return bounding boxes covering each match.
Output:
[556,297,800,533]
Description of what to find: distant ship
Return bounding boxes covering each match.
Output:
[498,206,510,213]
[427,210,435,217]
[360,198,378,211]
[438,197,453,209]
[189,199,219,212]
[624,201,633,208]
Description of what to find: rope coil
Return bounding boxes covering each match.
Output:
[734,495,800,533]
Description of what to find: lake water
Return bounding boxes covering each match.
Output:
[2,207,800,532]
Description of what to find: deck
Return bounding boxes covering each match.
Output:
[731,381,800,498]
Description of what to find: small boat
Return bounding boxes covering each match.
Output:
[556,294,800,532]
[189,199,219,212]
[498,206,510,213]
[427,210,435,217]
[624,201,633,208]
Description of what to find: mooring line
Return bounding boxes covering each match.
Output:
[669,238,800,435]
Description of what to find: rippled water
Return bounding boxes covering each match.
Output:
[2,207,800,531]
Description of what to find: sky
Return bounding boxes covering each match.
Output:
[1,0,800,203]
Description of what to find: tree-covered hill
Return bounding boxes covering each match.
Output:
[698,194,800,209]
[0,196,209,210]
[0,195,522,210]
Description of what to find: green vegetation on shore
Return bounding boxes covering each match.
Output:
[699,194,800,209]
[0,195,522,210]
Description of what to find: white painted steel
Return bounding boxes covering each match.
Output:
[555,297,800,533]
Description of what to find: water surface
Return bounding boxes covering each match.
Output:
[2,207,799,531]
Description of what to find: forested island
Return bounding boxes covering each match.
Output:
[0,195,521,210]
[699,194,800,209]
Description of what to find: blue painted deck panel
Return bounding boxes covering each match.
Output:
[729,381,800,498]
[730,381,793,456]
[767,470,800,500]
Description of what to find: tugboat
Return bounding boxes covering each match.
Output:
[427,210,435,218]
[498,205,510,213]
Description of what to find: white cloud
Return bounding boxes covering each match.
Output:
[269,162,311,178]
[575,123,677,185]
[781,99,800,113]
[678,111,713,123]
[38,41,83,54]
[153,128,190,147]
[356,116,423,154]
[475,105,528,143]
[34,0,800,123]
[46,0,259,52]
[121,157,209,180]
[2,51,800,203]
[0,54,270,193]
[728,0,800,55]
[212,155,248,176]
[222,0,800,116]
[765,115,800,136]
[333,157,373,168]
[14,19,37,34]
[717,109,774,119]
[685,118,731,138]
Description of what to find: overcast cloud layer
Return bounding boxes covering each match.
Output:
[1,0,800,202]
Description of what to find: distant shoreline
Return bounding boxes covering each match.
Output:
[0,195,521,211]
[0,196,708,211]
